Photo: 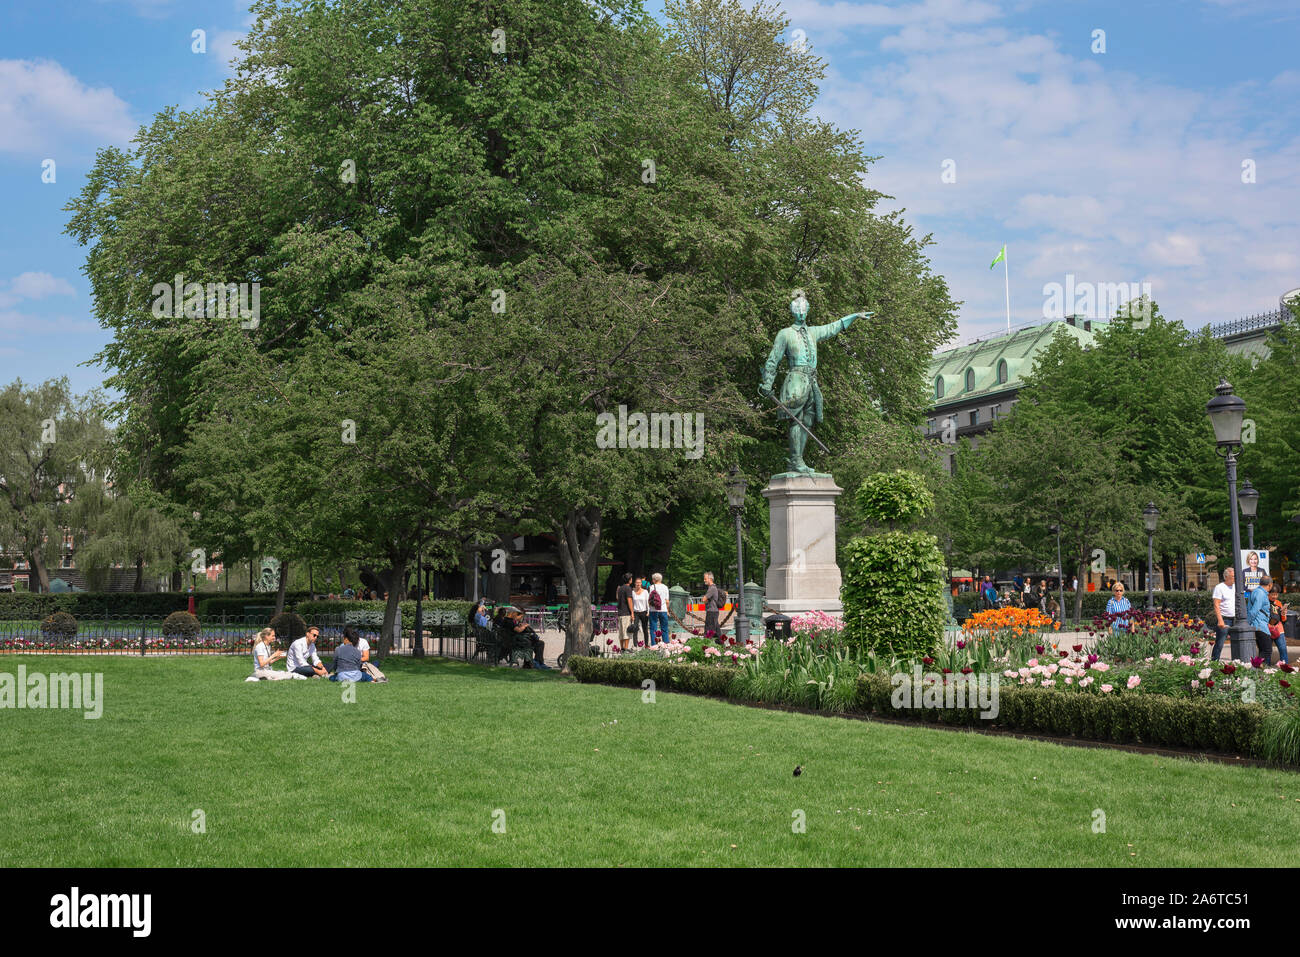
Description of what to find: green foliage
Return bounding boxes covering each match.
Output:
[39,612,78,640]
[268,611,307,642]
[194,593,312,618]
[1257,706,1300,766]
[162,611,201,641]
[570,656,739,697]
[0,592,202,620]
[855,469,933,528]
[730,631,891,711]
[841,530,945,659]
[855,674,1271,757]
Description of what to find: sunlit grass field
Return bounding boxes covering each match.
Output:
[1,655,1296,866]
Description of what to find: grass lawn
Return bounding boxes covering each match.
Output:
[1,655,1297,866]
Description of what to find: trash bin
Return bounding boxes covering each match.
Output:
[764,613,792,643]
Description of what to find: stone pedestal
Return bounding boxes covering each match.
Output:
[762,473,844,616]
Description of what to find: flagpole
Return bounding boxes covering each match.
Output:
[1003,243,1011,333]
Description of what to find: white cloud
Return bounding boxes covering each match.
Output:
[0,60,135,158]
[801,0,1300,337]
[0,273,78,310]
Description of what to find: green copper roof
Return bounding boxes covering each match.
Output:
[927,319,1108,407]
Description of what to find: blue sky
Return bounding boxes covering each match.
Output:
[2,0,1297,397]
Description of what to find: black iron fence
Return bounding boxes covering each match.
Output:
[0,613,515,663]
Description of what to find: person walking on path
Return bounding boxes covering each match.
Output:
[1269,581,1290,664]
[1105,583,1131,633]
[615,573,635,652]
[1246,574,1275,664]
[649,573,671,646]
[1212,567,1235,662]
[703,572,723,637]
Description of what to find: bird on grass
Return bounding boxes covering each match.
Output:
[793,765,802,777]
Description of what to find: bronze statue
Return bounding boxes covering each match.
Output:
[759,295,869,474]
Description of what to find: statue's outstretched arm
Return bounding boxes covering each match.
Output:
[812,312,872,341]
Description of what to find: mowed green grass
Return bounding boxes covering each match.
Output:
[1,655,1297,866]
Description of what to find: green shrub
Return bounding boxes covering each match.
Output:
[570,657,739,697]
[842,531,945,660]
[39,611,78,640]
[161,611,201,641]
[0,592,198,620]
[951,589,1215,624]
[856,470,934,527]
[1257,707,1300,766]
[269,611,307,642]
[853,675,1271,759]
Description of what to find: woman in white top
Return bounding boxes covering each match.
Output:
[631,579,651,647]
[250,627,293,680]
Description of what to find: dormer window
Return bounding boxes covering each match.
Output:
[965,368,975,391]
[935,377,944,399]
[997,359,1007,383]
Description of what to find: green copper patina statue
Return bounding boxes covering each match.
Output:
[759,295,870,475]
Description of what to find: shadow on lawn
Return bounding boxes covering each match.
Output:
[377,656,567,682]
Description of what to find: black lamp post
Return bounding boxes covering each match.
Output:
[1238,478,1259,550]
[1206,380,1256,660]
[725,467,749,646]
[1142,502,1159,611]
[1049,523,1065,625]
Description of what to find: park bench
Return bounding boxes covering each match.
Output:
[471,622,534,667]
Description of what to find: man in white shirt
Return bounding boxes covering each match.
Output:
[1212,567,1235,662]
[286,627,328,677]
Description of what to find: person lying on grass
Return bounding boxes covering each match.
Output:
[286,627,329,678]
[329,626,374,683]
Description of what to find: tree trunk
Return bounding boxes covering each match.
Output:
[556,505,601,672]
[377,560,406,658]
[134,555,144,592]
[29,549,50,592]
[250,551,255,593]
[338,565,346,591]
[170,549,182,591]
[273,560,289,617]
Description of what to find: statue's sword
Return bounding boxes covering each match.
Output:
[762,391,830,454]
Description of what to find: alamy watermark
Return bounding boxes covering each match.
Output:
[151,274,261,328]
[890,665,999,719]
[1,666,103,719]
[1042,275,1152,325]
[596,404,704,459]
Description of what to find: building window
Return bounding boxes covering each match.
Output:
[965,368,975,391]
[991,403,1002,419]
[935,377,944,399]
[997,359,1007,383]
[927,418,935,433]
[970,409,979,426]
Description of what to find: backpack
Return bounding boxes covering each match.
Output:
[650,586,663,610]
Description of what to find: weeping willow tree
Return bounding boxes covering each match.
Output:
[70,482,187,592]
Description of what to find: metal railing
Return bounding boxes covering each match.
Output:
[1208,308,1289,340]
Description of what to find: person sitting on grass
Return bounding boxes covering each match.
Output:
[250,627,294,680]
[286,626,328,678]
[329,626,374,682]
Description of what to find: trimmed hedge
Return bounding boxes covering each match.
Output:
[951,589,1216,623]
[567,656,1277,761]
[570,656,739,697]
[195,592,314,618]
[854,673,1268,758]
[0,592,194,620]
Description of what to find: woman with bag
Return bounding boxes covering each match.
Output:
[631,578,651,648]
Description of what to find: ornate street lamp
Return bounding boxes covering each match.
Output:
[725,467,749,646]
[1142,503,1159,610]
[1238,478,1259,550]
[1049,523,1065,625]
[1206,380,1255,660]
